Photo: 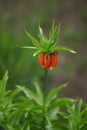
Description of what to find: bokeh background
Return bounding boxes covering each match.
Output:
[0,0,87,101]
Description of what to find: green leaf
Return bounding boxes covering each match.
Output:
[0,90,11,102]
[47,42,56,52]
[46,82,69,106]
[49,20,55,40]
[9,87,23,99]
[52,120,68,129]
[47,107,59,120]
[54,22,61,43]
[51,98,76,109]
[16,85,42,105]
[77,99,83,115]
[6,124,15,130]
[33,49,42,56]
[58,111,69,119]
[81,106,87,117]
[25,30,40,47]
[47,23,60,51]
[45,115,53,129]
[55,45,76,53]
[34,82,43,103]
[17,45,37,50]
[0,71,8,94]
[67,104,79,121]
[38,24,47,43]
[22,120,30,130]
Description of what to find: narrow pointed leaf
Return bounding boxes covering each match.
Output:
[25,30,40,47]
[16,85,42,105]
[34,82,43,102]
[9,87,24,99]
[17,45,37,50]
[55,45,76,53]
[33,50,42,56]
[46,115,53,128]
[51,98,76,109]
[47,107,59,120]
[38,25,43,39]
[38,25,47,43]
[46,82,69,106]
[6,125,15,130]
[81,106,87,116]
[77,99,83,115]
[49,20,55,39]
[54,23,61,43]
[0,71,8,94]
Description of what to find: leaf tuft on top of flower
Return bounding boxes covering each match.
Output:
[18,21,76,56]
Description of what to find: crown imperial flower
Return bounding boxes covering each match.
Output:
[19,20,76,69]
[38,52,58,69]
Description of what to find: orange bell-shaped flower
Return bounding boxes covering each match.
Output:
[38,52,58,69]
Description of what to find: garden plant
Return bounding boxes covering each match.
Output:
[0,21,87,130]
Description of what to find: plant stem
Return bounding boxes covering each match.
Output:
[43,68,47,99]
[43,68,48,130]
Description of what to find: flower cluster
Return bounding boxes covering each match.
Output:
[39,52,58,69]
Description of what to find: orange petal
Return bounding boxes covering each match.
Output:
[44,54,52,69]
[50,52,58,69]
[38,53,45,67]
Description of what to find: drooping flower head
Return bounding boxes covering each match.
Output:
[38,52,58,69]
[20,21,76,69]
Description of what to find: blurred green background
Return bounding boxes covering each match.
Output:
[0,0,87,100]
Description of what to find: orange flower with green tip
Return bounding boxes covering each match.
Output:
[19,21,76,69]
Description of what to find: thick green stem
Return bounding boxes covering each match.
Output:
[43,68,48,130]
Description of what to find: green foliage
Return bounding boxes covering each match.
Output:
[59,99,87,130]
[0,27,43,88]
[0,72,87,130]
[20,21,76,56]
